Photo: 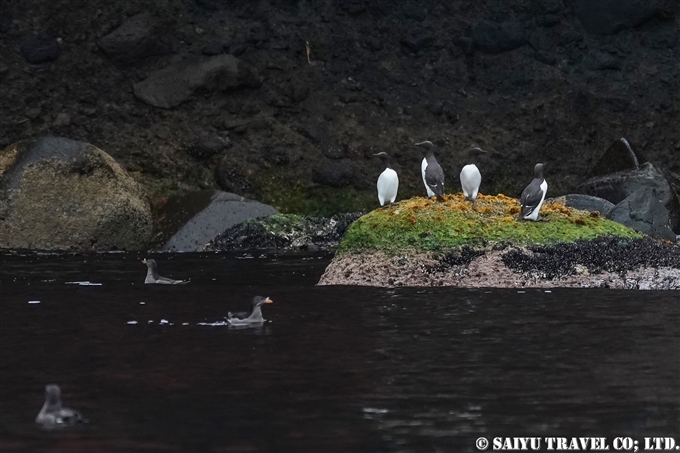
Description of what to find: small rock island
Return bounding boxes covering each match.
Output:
[318,194,680,289]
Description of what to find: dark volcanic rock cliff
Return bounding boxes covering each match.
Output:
[1,0,678,215]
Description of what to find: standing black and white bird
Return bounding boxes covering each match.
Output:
[227,296,273,325]
[460,147,488,202]
[519,163,548,221]
[36,384,87,428]
[415,141,445,198]
[373,152,399,206]
[142,258,188,284]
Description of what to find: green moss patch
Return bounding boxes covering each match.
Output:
[337,193,642,255]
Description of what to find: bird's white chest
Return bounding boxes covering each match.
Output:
[421,158,435,197]
[460,164,482,199]
[377,168,399,205]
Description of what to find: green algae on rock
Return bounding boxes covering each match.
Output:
[336,193,641,255]
[318,194,680,289]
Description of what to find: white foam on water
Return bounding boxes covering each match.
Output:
[127,321,138,325]
[140,302,146,305]
[65,281,102,286]
[197,321,229,326]
[544,290,552,293]
[28,300,40,304]
[182,323,189,326]
[363,408,389,414]
[517,291,526,294]
[148,320,153,324]
[159,319,169,325]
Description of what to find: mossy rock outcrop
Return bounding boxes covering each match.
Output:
[0,137,152,251]
[336,193,639,254]
[319,194,680,289]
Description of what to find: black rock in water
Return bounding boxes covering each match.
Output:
[204,213,363,252]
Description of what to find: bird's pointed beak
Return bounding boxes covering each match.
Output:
[265,297,273,304]
[142,259,147,264]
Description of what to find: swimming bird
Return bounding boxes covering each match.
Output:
[142,258,188,284]
[415,141,445,198]
[36,384,87,428]
[519,163,548,221]
[227,296,273,325]
[460,147,488,202]
[374,152,399,206]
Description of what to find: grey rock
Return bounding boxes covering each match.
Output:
[583,50,622,70]
[155,190,277,252]
[472,21,526,54]
[133,55,262,108]
[52,113,71,127]
[579,162,680,233]
[560,194,615,215]
[98,13,172,63]
[607,188,677,241]
[25,107,42,121]
[190,132,228,158]
[574,0,660,35]
[591,137,642,177]
[20,32,60,64]
[0,137,152,251]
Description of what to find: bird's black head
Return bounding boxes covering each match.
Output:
[468,147,489,157]
[415,140,434,151]
[534,163,545,178]
[373,152,393,168]
[142,258,157,269]
[45,384,61,404]
[252,296,273,307]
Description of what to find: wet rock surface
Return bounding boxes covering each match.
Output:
[204,212,363,252]
[502,236,680,278]
[97,13,173,63]
[154,190,277,252]
[0,137,152,251]
[133,55,262,108]
[318,237,680,289]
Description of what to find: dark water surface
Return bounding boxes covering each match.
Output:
[1,252,679,452]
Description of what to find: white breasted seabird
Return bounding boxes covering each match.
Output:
[460,147,488,202]
[374,152,399,206]
[142,258,188,284]
[227,296,273,325]
[36,384,87,428]
[519,163,548,221]
[415,141,445,198]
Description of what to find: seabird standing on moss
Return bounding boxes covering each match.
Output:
[460,147,488,202]
[142,258,188,284]
[519,163,548,221]
[373,152,399,206]
[415,141,445,198]
[227,296,273,325]
[36,384,87,428]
